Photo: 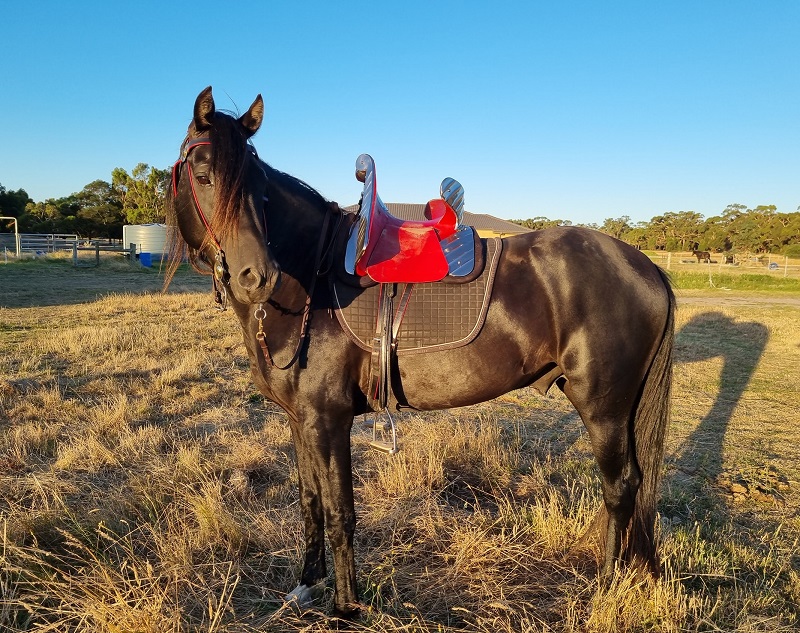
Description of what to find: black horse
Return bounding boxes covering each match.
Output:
[165,87,676,617]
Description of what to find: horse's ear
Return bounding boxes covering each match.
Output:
[193,86,215,131]
[239,94,264,138]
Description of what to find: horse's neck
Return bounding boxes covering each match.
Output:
[269,191,333,304]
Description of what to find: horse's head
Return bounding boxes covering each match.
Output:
[167,86,280,307]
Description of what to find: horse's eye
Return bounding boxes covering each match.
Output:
[195,174,212,186]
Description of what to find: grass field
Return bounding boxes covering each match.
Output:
[1,255,799,632]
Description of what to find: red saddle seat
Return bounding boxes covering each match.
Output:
[348,154,460,283]
[357,198,459,282]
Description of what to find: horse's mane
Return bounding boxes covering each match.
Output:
[263,163,330,212]
[259,163,344,279]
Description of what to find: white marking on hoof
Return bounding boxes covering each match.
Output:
[283,582,324,611]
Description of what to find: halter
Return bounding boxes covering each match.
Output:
[172,136,264,310]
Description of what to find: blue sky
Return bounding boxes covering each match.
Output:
[1,1,797,225]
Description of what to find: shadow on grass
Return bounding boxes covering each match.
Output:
[666,311,769,521]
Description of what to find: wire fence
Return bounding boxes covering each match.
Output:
[0,234,148,267]
[645,251,800,279]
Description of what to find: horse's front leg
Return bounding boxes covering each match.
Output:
[287,411,360,617]
[284,420,328,607]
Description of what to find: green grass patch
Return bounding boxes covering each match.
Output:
[670,271,800,292]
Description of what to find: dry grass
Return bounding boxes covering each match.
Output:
[1,259,799,631]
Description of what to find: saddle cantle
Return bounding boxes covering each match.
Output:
[344,154,476,283]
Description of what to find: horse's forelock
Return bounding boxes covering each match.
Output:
[208,112,250,240]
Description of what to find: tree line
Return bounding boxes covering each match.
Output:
[2,170,799,258]
[513,205,800,258]
[0,164,169,239]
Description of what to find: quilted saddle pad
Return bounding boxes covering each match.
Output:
[332,238,502,355]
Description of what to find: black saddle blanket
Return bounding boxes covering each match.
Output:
[332,238,502,355]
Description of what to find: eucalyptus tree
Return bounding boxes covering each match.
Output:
[112,163,170,224]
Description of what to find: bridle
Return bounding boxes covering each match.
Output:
[172,135,266,310]
[172,135,345,369]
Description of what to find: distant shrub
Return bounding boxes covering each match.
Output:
[783,244,800,258]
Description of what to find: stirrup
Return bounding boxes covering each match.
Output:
[363,409,399,454]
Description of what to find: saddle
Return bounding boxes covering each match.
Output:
[337,155,500,453]
[344,154,477,283]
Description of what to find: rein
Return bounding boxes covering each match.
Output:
[254,209,335,370]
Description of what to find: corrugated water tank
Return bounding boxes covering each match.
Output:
[122,224,168,258]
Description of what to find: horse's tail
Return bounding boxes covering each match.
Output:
[625,268,675,574]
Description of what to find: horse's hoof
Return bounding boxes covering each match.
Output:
[284,581,325,612]
[332,601,364,620]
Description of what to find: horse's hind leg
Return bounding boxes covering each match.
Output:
[566,390,642,578]
[593,421,642,579]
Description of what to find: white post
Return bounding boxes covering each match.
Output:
[0,216,20,257]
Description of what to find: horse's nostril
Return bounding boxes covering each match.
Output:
[238,267,266,290]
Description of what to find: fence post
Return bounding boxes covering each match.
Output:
[72,242,78,266]
[95,242,100,266]
[129,243,136,263]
